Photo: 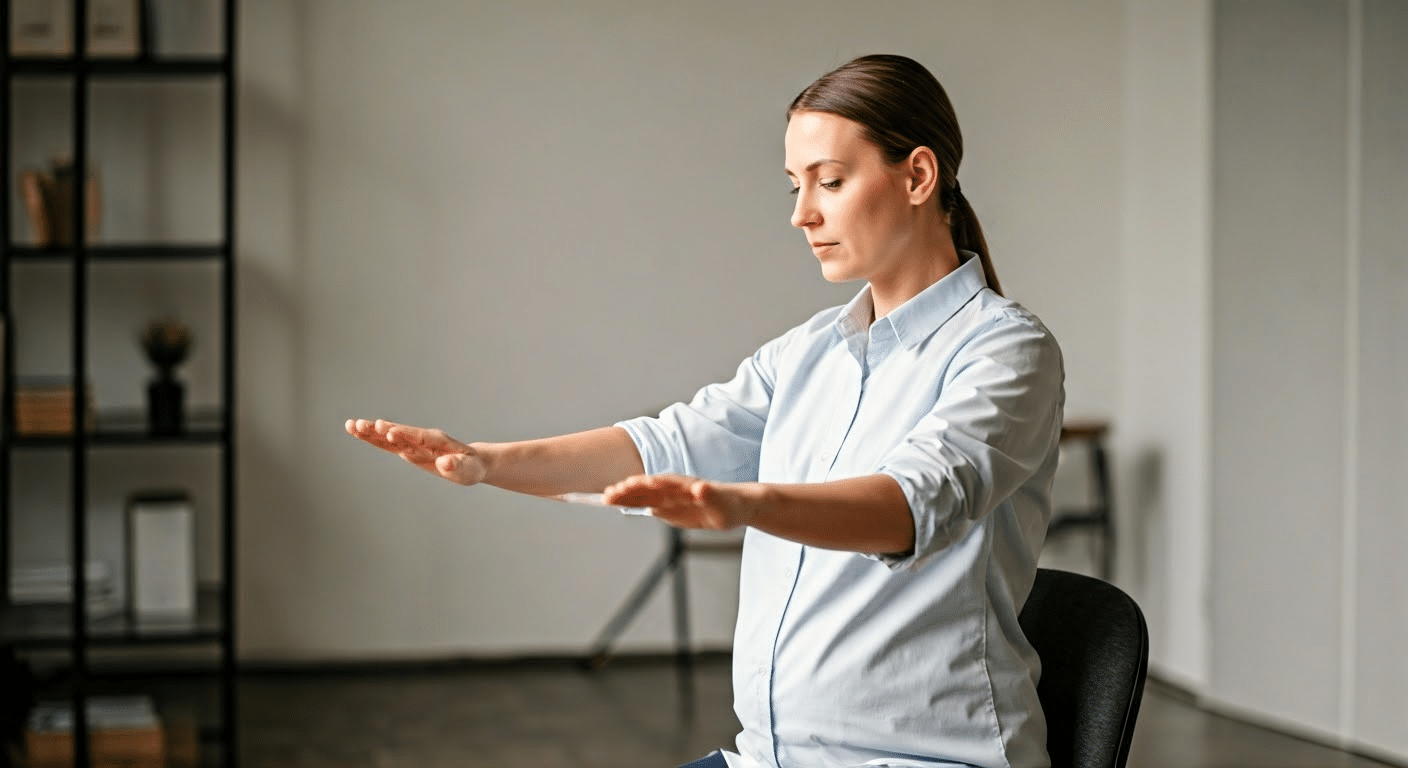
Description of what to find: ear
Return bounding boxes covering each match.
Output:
[904,146,940,206]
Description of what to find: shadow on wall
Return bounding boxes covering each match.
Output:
[1126,446,1161,598]
[234,0,313,653]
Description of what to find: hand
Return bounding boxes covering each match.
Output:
[602,474,760,531]
[344,418,487,486]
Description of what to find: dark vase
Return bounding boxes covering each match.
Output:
[147,374,184,436]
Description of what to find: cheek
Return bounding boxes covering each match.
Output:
[849,184,901,239]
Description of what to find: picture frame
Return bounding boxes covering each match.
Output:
[9,0,73,57]
[86,0,143,58]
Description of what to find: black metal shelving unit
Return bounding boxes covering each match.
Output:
[0,2,237,766]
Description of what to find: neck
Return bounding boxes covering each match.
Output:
[869,224,962,320]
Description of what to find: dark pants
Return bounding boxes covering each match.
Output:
[676,751,729,768]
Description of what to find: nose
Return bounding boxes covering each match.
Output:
[791,189,820,229]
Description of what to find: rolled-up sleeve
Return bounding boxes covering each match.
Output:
[874,309,1064,570]
[616,329,791,483]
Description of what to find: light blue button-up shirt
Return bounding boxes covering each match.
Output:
[618,255,1064,768]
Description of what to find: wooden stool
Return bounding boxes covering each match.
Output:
[1050,420,1115,581]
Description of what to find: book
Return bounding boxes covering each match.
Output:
[10,561,122,620]
[19,169,53,246]
[25,696,165,768]
[14,377,97,436]
[14,158,103,248]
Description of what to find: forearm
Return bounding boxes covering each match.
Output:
[473,426,645,497]
[747,474,914,555]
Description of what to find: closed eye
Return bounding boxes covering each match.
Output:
[790,180,841,195]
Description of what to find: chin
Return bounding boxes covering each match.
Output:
[818,263,862,284]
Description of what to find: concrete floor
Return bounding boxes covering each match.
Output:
[236,654,1401,768]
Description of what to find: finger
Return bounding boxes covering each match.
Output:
[605,482,696,509]
[360,420,392,441]
[609,473,689,494]
[602,475,651,501]
[378,420,408,443]
[387,423,466,452]
[386,425,434,449]
[379,420,431,446]
[348,419,399,451]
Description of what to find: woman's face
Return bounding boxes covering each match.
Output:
[785,111,919,285]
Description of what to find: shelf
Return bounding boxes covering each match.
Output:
[1,585,226,649]
[3,6,238,765]
[8,407,226,449]
[3,56,227,78]
[4,244,227,262]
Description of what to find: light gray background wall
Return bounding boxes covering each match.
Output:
[1207,0,1408,759]
[7,0,1404,762]
[1352,0,1408,755]
[1211,0,1351,737]
[234,0,1124,660]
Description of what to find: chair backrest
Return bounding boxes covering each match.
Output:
[1018,568,1149,768]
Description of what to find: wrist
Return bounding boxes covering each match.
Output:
[742,482,774,530]
[467,442,498,482]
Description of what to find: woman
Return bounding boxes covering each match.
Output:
[348,54,1064,768]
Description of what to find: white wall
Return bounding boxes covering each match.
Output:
[234,0,1125,659]
[10,0,1402,760]
[1115,0,1212,693]
[1204,0,1408,760]
[1351,1,1408,757]
[1210,0,1350,737]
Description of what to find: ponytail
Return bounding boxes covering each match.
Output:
[947,185,1002,296]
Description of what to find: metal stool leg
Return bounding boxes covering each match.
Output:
[585,528,696,718]
[1089,440,1114,581]
[1054,421,1116,581]
[585,528,684,670]
[671,530,695,717]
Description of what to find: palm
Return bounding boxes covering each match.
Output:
[603,474,748,531]
[345,419,486,486]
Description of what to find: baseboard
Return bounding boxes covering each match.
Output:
[237,649,733,677]
[1144,669,1407,768]
[1195,694,1406,768]
[1144,664,1201,705]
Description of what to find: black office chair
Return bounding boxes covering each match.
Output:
[1019,568,1149,768]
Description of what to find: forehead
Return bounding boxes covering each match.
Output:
[784,111,874,172]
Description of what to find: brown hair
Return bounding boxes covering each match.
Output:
[788,54,1002,295]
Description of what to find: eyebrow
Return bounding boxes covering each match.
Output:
[785,158,847,177]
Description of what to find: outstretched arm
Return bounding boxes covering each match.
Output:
[602,472,914,556]
[346,419,645,496]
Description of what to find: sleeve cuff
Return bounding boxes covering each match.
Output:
[864,466,944,572]
[615,414,676,477]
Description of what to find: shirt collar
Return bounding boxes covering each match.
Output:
[835,286,875,342]
[834,251,990,349]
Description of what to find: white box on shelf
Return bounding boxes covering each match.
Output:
[126,490,196,625]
